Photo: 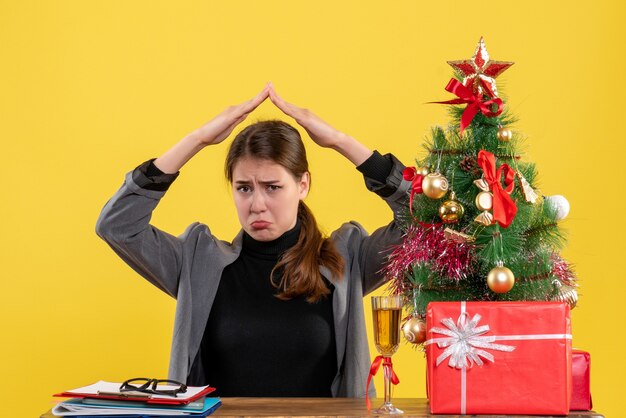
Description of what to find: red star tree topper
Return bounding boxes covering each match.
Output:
[447,37,514,98]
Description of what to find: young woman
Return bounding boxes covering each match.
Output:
[96,83,410,398]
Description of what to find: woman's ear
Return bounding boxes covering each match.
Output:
[299,172,311,199]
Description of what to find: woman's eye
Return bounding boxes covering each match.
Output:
[237,186,252,193]
[267,185,281,191]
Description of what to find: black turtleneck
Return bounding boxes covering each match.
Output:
[199,221,337,397]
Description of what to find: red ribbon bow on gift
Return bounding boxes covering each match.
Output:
[365,355,400,411]
[432,79,504,135]
[477,150,517,228]
[403,167,423,214]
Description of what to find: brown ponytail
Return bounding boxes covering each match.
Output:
[225,120,344,303]
[271,201,344,303]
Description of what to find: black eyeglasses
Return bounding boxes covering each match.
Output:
[119,378,187,397]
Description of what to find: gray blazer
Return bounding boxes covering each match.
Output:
[95,157,409,398]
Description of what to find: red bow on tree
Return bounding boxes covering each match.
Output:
[432,79,504,135]
[477,150,517,228]
[366,355,400,410]
[403,167,424,214]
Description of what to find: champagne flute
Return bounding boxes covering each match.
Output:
[371,295,403,414]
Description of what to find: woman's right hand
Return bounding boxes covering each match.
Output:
[153,85,270,174]
[190,85,270,146]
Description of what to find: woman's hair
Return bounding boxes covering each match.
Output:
[225,120,344,303]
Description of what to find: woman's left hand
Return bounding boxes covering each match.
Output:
[268,83,373,166]
[267,83,344,149]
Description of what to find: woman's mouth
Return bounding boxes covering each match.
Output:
[251,221,271,229]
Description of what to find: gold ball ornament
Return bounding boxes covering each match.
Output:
[421,172,449,199]
[487,266,515,293]
[402,317,427,345]
[497,127,513,142]
[416,166,430,177]
[439,199,465,224]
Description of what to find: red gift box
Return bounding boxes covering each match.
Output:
[571,349,592,410]
[425,301,572,415]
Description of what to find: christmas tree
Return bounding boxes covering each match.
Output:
[385,38,578,344]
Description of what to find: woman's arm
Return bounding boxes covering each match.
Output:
[357,154,410,295]
[267,84,410,293]
[96,86,270,295]
[154,85,270,173]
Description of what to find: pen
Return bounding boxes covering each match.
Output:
[97,390,153,398]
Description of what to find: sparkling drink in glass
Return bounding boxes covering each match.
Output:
[371,295,403,414]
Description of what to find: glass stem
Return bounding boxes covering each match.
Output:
[383,357,392,405]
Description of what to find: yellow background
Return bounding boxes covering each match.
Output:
[1,1,623,416]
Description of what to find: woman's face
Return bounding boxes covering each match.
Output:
[232,157,310,241]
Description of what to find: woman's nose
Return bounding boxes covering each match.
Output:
[250,191,267,212]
